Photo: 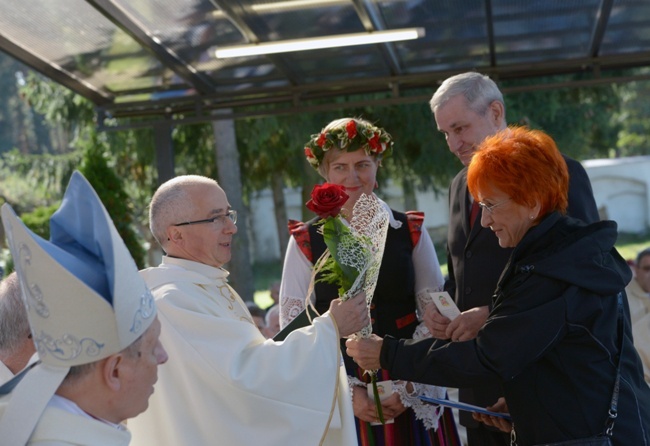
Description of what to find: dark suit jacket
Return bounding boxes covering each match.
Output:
[445,154,599,428]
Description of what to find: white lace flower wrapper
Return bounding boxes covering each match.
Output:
[338,193,390,338]
[305,191,390,423]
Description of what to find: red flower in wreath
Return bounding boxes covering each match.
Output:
[345,120,357,139]
[368,133,382,153]
[316,133,327,147]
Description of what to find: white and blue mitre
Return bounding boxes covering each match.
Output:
[0,171,156,444]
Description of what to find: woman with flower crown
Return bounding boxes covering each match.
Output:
[279,117,461,446]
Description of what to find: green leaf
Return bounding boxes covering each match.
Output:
[321,218,360,289]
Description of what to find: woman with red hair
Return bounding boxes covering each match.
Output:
[466,127,569,248]
[347,126,650,445]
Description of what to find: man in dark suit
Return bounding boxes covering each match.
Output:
[426,72,600,446]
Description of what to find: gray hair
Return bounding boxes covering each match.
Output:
[64,328,145,383]
[0,272,30,355]
[430,72,505,118]
[149,175,219,249]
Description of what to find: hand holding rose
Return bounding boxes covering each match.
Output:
[345,334,384,371]
[329,292,369,337]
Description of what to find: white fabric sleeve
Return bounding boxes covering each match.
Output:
[279,236,315,329]
[412,228,444,296]
[393,380,448,431]
[145,291,347,445]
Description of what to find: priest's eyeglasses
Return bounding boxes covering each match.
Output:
[478,198,510,215]
[174,210,237,227]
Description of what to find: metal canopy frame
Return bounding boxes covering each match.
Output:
[1,0,649,126]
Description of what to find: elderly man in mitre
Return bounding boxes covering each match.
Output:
[0,171,167,445]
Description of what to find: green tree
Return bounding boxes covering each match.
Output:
[503,75,620,159]
[78,137,146,268]
[0,53,58,155]
[172,123,217,178]
[19,204,60,239]
[236,113,325,260]
[366,100,457,195]
[613,76,650,157]
[0,149,81,209]
[14,75,150,267]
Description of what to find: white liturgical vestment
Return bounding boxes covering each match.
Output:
[0,402,131,446]
[0,362,13,386]
[128,256,356,446]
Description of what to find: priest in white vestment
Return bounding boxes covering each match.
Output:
[128,175,368,446]
[0,171,167,445]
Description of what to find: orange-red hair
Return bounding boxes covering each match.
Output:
[467,126,568,216]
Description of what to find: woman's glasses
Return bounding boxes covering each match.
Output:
[478,198,510,215]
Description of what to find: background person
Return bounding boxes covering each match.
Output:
[269,280,281,306]
[626,247,650,383]
[280,117,460,446]
[0,171,166,445]
[246,300,267,333]
[427,71,600,445]
[128,175,369,446]
[0,272,36,384]
[346,127,650,445]
[633,312,650,384]
[626,247,650,324]
[263,303,281,338]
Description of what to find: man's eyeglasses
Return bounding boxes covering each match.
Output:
[173,210,237,227]
[478,198,510,215]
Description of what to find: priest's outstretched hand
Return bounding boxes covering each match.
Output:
[345,334,383,370]
[329,291,369,337]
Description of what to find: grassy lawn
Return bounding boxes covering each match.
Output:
[253,232,650,306]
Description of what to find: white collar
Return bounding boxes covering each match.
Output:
[49,395,126,431]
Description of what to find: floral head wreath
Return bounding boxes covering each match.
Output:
[303,119,394,169]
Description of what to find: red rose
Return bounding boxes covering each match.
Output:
[368,133,382,153]
[345,120,357,139]
[316,133,327,147]
[306,183,349,219]
[304,147,315,159]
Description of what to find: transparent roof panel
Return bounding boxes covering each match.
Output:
[491,1,599,64]
[284,45,391,83]
[207,59,288,89]
[601,0,650,55]
[246,1,365,41]
[111,0,245,76]
[0,0,184,97]
[2,0,650,115]
[378,0,491,72]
